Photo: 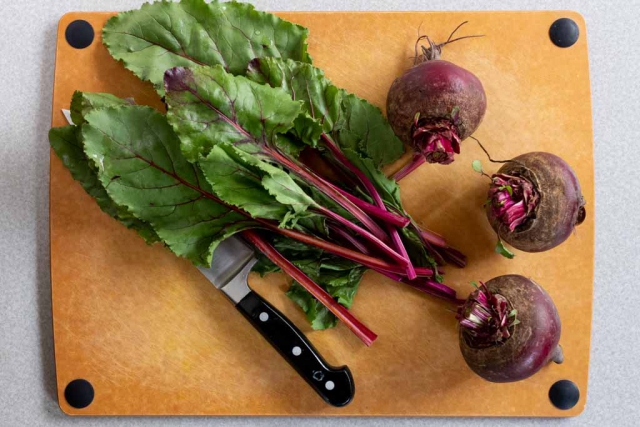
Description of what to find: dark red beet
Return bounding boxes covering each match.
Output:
[387,35,487,178]
[486,152,586,252]
[458,275,563,383]
[388,60,486,144]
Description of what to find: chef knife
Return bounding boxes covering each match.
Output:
[201,234,354,407]
[62,110,355,407]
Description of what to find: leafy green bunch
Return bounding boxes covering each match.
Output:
[50,0,460,334]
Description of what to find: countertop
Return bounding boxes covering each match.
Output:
[1,0,638,425]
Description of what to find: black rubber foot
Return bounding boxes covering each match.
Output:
[65,20,95,49]
[549,379,580,410]
[549,18,579,48]
[64,379,94,409]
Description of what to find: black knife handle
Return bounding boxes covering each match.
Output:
[236,290,354,407]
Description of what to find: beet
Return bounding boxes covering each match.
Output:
[387,60,486,149]
[486,152,585,252]
[387,26,487,178]
[458,275,563,383]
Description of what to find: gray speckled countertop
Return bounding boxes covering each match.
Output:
[1,0,638,425]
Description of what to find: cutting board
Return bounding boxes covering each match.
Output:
[50,10,594,417]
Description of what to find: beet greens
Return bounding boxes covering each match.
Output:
[50,0,468,342]
[246,57,466,271]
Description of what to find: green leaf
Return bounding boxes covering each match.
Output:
[472,159,483,174]
[245,57,406,220]
[286,263,363,330]
[198,144,289,222]
[164,65,319,227]
[322,268,363,308]
[229,147,317,215]
[49,125,160,244]
[342,148,403,210]
[102,0,312,95]
[50,125,113,212]
[252,256,281,276]
[247,57,343,134]
[254,236,325,280]
[246,57,405,167]
[164,65,303,162]
[272,235,325,257]
[495,239,515,259]
[198,143,318,227]
[70,91,131,125]
[287,284,338,330]
[81,105,254,266]
[253,235,364,329]
[292,113,324,147]
[303,185,353,223]
[337,93,405,167]
[274,134,307,158]
[400,226,438,270]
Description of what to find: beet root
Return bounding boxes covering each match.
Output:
[486,152,585,252]
[387,59,486,167]
[458,275,563,383]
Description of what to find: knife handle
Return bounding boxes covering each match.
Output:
[236,290,355,407]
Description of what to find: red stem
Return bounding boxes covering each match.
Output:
[420,229,448,248]
[243,230,378,346]
[392,153,426,181]
[438,246,467,268]
[371,265,458,303]
[332,186,410,228]
[321,134,416,279]
[316,206,408,266]
[328,224,372,255]
[268,148,390,243]
[418,227,467,268]
[404,278,461,303]
[257,218,429,275]
[377,265,434,277]
[328,228,460,303]
[389,228,417,279]
[328,225,442,277]
[320,134,396,213]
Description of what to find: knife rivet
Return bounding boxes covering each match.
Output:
[259,312,269,322]
[313,370,325,381]
[325,381,335,391]
[292,346,302,356]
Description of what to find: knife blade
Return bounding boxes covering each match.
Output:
[197,235,255,304]
[62,109,354,406]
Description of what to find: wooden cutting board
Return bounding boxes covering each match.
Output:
[50,10,594,417]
